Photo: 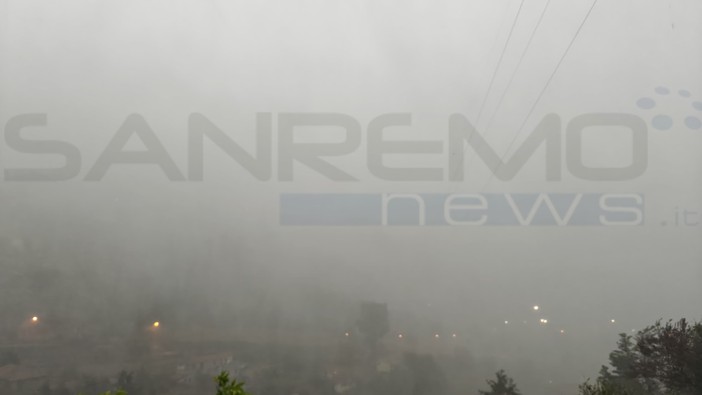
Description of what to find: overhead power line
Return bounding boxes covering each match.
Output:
[463,0,553,180]
[474,0,527,126]
[483,0,553,136]
[450,0,526,185]
[482,0,600,190]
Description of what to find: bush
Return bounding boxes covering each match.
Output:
[215,371,251,395]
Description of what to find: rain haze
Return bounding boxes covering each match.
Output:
[0,1,701,394]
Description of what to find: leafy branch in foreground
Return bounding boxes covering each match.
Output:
[215,371,251,395]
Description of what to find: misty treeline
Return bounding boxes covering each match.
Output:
[37,317,702,395]
[168,317,702,395]
[478,318,702,395]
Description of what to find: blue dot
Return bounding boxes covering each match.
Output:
[679,89,691,97]
[685,116,701,130]
[652,115,673,130]
[694,102,702,111]
[655,86,670,95]
[636,97,656,109]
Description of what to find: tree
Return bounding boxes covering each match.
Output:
[579,379,631,395]
[595,318,702,395]
[214,371,251,395]
[635,318,702,394]
[478,370,521,395]
[598,334,651,394]
[357,302,389,355]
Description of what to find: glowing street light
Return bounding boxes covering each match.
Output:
[398,334,404,339]
[31,316,39,323]
[434,334,440,339]
[610,319,616,324]
[153,321,160,328]
[452,333,457,338]
[504,321,509,325]
[539,318,548,324]
[344,332,350,337]
[533,305,540,311]
[560,329,565,334]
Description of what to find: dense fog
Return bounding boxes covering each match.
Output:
[0,1,701,394]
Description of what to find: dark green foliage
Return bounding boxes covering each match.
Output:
[595,319,702,394]
[598,334,651,394]
[635,319,702,394]
[214,371,251,395]
[579,379,632,395]
[478,370,521,395]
